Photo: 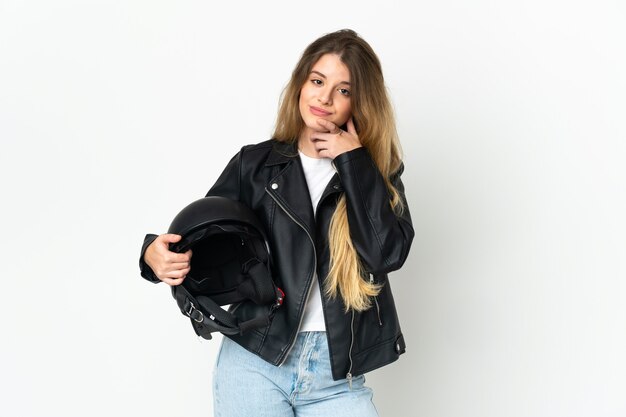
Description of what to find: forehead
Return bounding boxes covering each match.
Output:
[311,53,350,81]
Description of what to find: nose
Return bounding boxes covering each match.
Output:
[317,87,332,105]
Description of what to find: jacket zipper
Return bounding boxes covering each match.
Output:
[346,309,355,389]
[370,275,382,326]
[265,187,317,366]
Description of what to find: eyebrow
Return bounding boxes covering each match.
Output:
[311,70,351,85]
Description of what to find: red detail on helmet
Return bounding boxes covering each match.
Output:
[276,287,285,305]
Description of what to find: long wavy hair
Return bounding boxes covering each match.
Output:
[273,29,403,312]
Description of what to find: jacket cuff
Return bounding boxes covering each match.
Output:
[333,146,369,167]
[333,147,385,193]
[139,234,160,283]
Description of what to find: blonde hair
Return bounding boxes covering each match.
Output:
[273,29,403,311]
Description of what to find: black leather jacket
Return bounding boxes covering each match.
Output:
[140,139,414,381]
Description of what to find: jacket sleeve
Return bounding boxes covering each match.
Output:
[139,233,160,283]
[333,147,414,274]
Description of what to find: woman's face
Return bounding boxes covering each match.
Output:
[298,53,352,135]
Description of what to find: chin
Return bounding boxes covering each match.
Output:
[302,120,320,133]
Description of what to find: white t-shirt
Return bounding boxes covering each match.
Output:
[298,150,336,332]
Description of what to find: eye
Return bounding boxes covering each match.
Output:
[311,78,323,86]
[338,88,351,97]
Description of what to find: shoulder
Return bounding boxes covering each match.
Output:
[237,139,296,167]
[234,139,276,168]
[239,138,276,156]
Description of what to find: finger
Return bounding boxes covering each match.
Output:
[310,131,334,142]
[161,266,190,280]
[169,261,190,270]
[317,148,331,159]
[171,267,190,279]
[162,251,192,263]
[156,240,190,257]
[158,233,183,243]
[312,139,329,152]
[347,117,357,135]
[161,276,186,286]
[315,118,338,133]
[310,130,325,140]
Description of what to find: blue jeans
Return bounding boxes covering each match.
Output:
[213,331,379,417]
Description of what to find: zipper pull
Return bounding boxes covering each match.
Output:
[346,372,353,390]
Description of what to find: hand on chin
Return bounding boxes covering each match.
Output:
[301,118,361,160]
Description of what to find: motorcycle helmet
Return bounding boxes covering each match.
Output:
[167,196,284,340]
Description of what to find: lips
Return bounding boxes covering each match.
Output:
[309,106,332,117]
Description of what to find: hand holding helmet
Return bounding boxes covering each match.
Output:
[144,233,192,286]
[161,196,284,339]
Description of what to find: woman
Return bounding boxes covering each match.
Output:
[140,29,414,416]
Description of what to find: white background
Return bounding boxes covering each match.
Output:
[1,1,625,416]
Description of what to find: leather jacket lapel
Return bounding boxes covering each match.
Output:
[264,142,316,239]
